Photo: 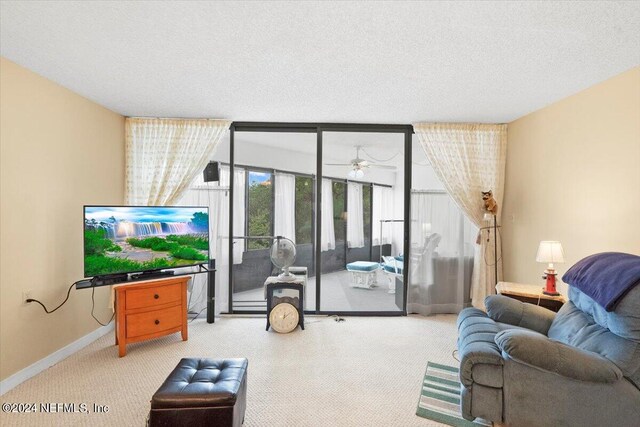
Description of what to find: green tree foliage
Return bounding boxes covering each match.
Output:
[84,229,122,255]
[363,185,372,240]
[191,211,209,232]
[127,237,207,261]
[84,255,172,277]
[333,181,346,242]
[295,176,313,244]
[248,173,273,249]
[166,234,208,250]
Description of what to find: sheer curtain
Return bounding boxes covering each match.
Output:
[178,180,226,314]
[321,179,335,251]
[408,191,477,315]
[125,118,231,205]
[372,185,394,246]
[226,167,245,264]
[274,173,296,242]
[413,123,507,309]
[177,166,244,314]
[346,182,364,248]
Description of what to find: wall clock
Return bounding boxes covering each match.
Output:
[268,302,299,333]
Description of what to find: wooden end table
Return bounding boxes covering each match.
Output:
[495,281,566,313]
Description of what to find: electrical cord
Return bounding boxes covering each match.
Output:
[189,307,207,323]
[25,281,77,314]
[26,280,114,327]
[91,284,115,326]
[305,314,346,324]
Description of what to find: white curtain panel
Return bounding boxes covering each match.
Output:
[372,185,395,246]
[347,182,365,248]
[274,173,296,243]
[408,191,477,316]
[321,179,336,251]
[413,123,507,309]
[125,118,231,205]
[178,179,226,314]
[222,167,246,264]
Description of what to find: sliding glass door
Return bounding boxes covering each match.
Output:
[319,131,405,313]
[226,123,412,315]
[230,131,317,313]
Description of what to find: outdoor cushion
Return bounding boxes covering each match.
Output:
[382,260,403,274]
[346,261,379,272]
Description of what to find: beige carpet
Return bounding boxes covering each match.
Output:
[1,314,459,427]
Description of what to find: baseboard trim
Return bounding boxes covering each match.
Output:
[0,322,114,396]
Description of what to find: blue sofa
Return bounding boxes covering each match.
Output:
[457,284,640,426]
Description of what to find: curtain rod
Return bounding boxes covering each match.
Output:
[127,116,231,121]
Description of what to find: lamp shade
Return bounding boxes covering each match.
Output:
[536,241,565,264]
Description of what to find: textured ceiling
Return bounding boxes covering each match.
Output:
[1,1,639,123]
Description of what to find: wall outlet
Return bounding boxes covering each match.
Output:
[22,290,33,305]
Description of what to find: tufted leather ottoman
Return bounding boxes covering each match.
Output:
[149,358,248,427]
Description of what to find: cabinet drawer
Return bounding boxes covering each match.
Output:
[126,305,182,338]
[126,284,182,310]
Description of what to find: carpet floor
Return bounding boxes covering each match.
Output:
[1,314,459,427]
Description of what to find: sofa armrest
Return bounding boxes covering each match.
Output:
[495,329,623,383]
[485,295,556,335]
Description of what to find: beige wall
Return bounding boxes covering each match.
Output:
[502,67,640,294]
[0,58,125,380]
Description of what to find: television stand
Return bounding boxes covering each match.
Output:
[131,270,175,281]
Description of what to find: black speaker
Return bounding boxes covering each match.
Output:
[203,161,220,182]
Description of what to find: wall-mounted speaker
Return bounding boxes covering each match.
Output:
[203,161,220,182]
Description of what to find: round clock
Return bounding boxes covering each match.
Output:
[268,302,299,333]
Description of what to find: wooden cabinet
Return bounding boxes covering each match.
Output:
[114,276,189,357]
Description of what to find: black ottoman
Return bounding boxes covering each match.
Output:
[149,358,248,427]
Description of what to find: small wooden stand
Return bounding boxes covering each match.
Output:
[496,281,566,313]
[114,276,189,357]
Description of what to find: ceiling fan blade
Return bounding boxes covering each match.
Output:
[325,163,353,166]
[369,164,397,170]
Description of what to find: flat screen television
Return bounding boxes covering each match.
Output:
[84,206,209,278]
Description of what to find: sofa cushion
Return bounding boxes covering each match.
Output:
[485,295,556,335]
[549,299,640,389]
[569,286,640,343]
[496,329,623,383]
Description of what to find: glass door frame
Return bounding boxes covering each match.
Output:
[227,122,413,316]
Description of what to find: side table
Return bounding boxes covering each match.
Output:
[496,281,566,313]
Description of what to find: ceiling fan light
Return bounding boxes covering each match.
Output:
[348,169,357,178]
[355,169,365,179]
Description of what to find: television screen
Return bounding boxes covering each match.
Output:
[84,206,209,278]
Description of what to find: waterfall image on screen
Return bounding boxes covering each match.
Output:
[84,206,209,277]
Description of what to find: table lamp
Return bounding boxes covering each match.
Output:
[536,241,564,296]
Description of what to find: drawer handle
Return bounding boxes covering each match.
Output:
[154,294,159,299]
[155,320,160,325]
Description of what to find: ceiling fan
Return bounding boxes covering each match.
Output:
[325,145,396,178]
